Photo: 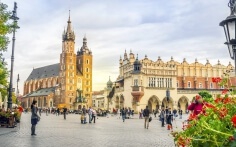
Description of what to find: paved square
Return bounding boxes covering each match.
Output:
[0,113,188,147]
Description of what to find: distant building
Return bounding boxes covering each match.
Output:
[107,50,235,113]
[22,15,93,110]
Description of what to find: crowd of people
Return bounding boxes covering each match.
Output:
[26,95,204,136]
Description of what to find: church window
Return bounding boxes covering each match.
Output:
[86,74,89,78]
[86,68,89,72]
[86,59,89,64]
[69,79,73,84]
[69,86,72,90]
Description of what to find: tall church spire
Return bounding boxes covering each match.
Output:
[62,10,75,41]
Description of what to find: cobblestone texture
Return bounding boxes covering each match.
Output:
[0,113,188,147]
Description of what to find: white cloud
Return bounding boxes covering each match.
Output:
[1,0,233,93]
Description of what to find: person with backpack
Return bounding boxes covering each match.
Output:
[143,106,150,129]
[166,108,173,130]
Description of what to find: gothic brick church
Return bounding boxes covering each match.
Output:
[22,15,93,110]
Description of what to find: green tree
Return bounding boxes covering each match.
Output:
[0,2,17,99]
[0,3,14,51]
[12,92,16,104]
[198,91,214,102]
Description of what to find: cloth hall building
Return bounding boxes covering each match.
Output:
[105,50,235,113]
[22,16,93,110]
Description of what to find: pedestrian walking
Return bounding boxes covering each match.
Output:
[179,110,183,119]
[166,108,173,131]
[88,107,92,123]
[165,106,169,123]
[139,109,143,119]
[160,107,165,127]
[121,108,126,122]
[173,109,177,120]
[39,108,41,116]
[91,109,97,123]
[57,108,60,116]
[63,106,67,120]
[31,100,40,136]
[82,106,87,123]
[143,106,150,129]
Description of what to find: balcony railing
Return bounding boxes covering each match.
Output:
[132,86,144,92]
[177,88,222,94]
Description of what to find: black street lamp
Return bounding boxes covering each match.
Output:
[166,88,170,102]
[8,2,19,109]
[220,0,236,75]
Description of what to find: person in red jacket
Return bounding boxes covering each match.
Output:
[188,95,204,116]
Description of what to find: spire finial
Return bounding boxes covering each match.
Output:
[136,54,138,59]
[69,10,71,21]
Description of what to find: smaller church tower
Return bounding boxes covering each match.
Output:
[77,35,93,107]
[107,76,113,90]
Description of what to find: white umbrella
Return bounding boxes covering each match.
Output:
[3,95,7,111]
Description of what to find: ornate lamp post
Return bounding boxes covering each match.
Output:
[8,2,19,109]
[220,0,236,75]
[166,88,170,107]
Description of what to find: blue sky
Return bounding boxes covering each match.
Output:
[2,0,232,93]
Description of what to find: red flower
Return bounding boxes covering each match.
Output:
[212,77,222,83]
[231,115,236,127]
[204,103,216,109]
[214,97,222,103]
[195,95,201,100]
[229,136,235,141]
[222,89,229,94]
[188,113,197,121]
[219,107,228,118]
[223,98,232,104]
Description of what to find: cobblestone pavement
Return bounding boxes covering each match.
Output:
[0,113,188,147]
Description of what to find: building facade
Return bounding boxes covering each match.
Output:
[22,16,93,110]
[107,50,235,113]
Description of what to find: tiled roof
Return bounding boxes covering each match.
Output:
[26,63,60,81]
[24,87,55,97]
